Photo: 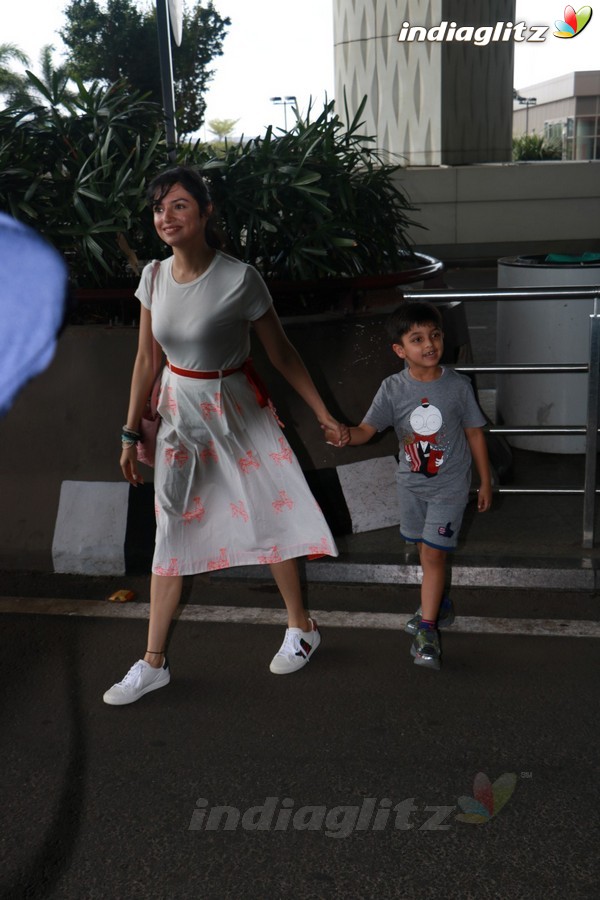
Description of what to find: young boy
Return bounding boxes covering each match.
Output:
[330,301,492,671]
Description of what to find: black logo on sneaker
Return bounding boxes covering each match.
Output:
[297,638,312,658]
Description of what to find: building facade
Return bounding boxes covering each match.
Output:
[514,71,600,160]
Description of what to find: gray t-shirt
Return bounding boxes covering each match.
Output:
[135,251,273,370]
[363,367,486,499]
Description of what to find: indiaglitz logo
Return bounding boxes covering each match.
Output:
[397,20,550,46]
[455,772,517,825]
[554,4,593,38]
[188,773,521,836]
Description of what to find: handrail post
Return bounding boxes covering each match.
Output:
[582,300,600,547]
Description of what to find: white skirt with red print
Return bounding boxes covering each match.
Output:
[151,367,337,576]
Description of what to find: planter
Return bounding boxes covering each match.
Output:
[71,253,445,323]
[497,254,600,453]
[72,285,140,326]
[266,252,444,315]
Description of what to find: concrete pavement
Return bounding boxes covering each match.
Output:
[1,579,598,900]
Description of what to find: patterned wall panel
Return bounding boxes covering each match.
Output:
[333,0,515,165]
[333,0,443,165]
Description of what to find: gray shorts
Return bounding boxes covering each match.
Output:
[398,484,467,551]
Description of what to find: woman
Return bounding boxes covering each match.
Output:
[103,166,346,705]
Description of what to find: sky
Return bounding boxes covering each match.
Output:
[3,1,599,138]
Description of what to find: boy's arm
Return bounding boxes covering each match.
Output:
[465,426,493,511]
[348,423,377,446]
[322,422,377,446]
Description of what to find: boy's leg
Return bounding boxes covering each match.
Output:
[403,490,466,634]
[418,542,447,622]
[405,495,466,670]
[411,545,444,669]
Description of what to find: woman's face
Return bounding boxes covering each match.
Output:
[152,183,212,248]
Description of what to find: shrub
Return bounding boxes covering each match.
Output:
[512,133,562,161]
[185,97,421,282]
[1,86,422,291]
[0,73,164,286]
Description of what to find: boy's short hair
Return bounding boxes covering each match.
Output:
[385,301,443,343]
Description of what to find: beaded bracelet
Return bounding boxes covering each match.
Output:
[121,428,139,448]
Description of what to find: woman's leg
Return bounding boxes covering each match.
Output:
[269,558,311,631]
[418,542,447,622]
[144,573,183,667]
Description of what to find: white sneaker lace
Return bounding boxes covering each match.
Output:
[118,660,146,687]
[275,629,300,659]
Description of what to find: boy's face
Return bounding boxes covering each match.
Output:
[392,321,444,372]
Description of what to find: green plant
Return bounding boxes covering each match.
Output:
[61,0,230,136]
[0,42,31,103]
[512,133,562,161]
[0,73,165,285]
[1,88,424,294]
[185,97,421,282]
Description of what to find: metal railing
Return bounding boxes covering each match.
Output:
[403,286,600,548]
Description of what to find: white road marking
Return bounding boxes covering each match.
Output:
[0,597,598,638]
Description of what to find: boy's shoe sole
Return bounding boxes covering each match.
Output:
[410,626,442,671]
[410,643,441,671]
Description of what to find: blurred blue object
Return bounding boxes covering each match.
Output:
[0,213,68,417]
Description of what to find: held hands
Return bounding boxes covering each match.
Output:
[120,444,144,487]
[320,416,351,447]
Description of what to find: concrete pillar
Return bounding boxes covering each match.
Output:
[333,0,515,165]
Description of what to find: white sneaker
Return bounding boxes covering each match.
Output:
[269,618,321,675]
[103,658,170,705]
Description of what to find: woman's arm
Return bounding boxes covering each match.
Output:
[465,426,493,511]
[252,306,347,444]
[120,306,157,486]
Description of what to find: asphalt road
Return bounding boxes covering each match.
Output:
[1,578,598,900]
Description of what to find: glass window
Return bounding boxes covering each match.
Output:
[544,120,566,158]
[575,117,599,159]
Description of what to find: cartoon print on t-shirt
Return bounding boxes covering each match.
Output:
[404,398,448,477]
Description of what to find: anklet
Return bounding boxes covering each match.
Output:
[146,649,164,655]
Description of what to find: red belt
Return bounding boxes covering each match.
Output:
[166,358,270,408]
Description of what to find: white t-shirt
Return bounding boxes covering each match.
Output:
[135,250,273,370]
